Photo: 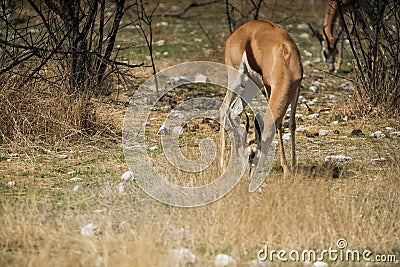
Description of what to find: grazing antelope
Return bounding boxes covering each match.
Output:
[309,0,354,72]
[220,20,303,180]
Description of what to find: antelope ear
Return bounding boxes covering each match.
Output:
[308,24,324,43]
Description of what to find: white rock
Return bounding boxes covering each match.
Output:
[9,153,19,157]
[171,76,189,83]
[307,113,319,119]
[215,254,236,267]
[313,261,328,267]
[72,185,80,192]
[60,154,69,159]
[372,157,387,163]
[295,113,303,119]
[297,23,309,30]
[308,85,317,93]
[156,21,168,27]
[157,122,170,135]
[149,145,158,151]
[325,155,353,163]
[154,39,165,46]
[340,82,353,90]
[195,74,209,82]
[312,81,326,87]
[296,125,307,132]
[121,170,135,181]
[303,49,312,57]
[194,38,202,42]
[67,171,76,175]
[282,133,291,142]
[69,177,83,182]
[7,181,16,187]
[93,209,103,214]
[302,60,313,67]
[80,223,101,236]
[319,129,330,136]
[169,248,197,265]
[142,121,150,126]
[299,33,310,39]
[370,131,385,138]
[385,126,393,131]
[117,183,125,194]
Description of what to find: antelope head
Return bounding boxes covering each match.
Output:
[309,24,340,72]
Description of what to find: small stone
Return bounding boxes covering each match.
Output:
[303,49,312,56]
[307,113,319,119]
[297,23,309,30]
[72,185,80,192]
[282,133,291,142]
[117,183,125,194]
[215,254,236,267]
[299,32,310,39]
[385,126,393,131]
[93,209,103,214]
[149,145,158,151]
[67,171,76,175]
[169,248,196,265]
[157,122,170,135]
[340,82,353,90]
[60,154,69,159]
[370,131,385,138]
[309,85,317,93]
[9,153,19,157]
[154,39,165,46]
[80,223,101,236]
[69,177,83,182]
[325,155,353,163]
[371,157,387,163]
[121,171,135,181]
[319,129,330,136]
[296,125,307,132]
[7,181,16,187]
[156,21,168,27]
[312,81,326,87]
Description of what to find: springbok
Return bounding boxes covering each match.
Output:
[309,0,354,72]
[220,20,303,181]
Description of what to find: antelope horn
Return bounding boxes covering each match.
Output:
[322,25,332,48]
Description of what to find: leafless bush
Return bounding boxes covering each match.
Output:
[338,0,400,116]
[0,0,157,143]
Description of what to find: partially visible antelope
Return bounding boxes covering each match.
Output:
[220,20,303,184]
[309,0,355,72]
